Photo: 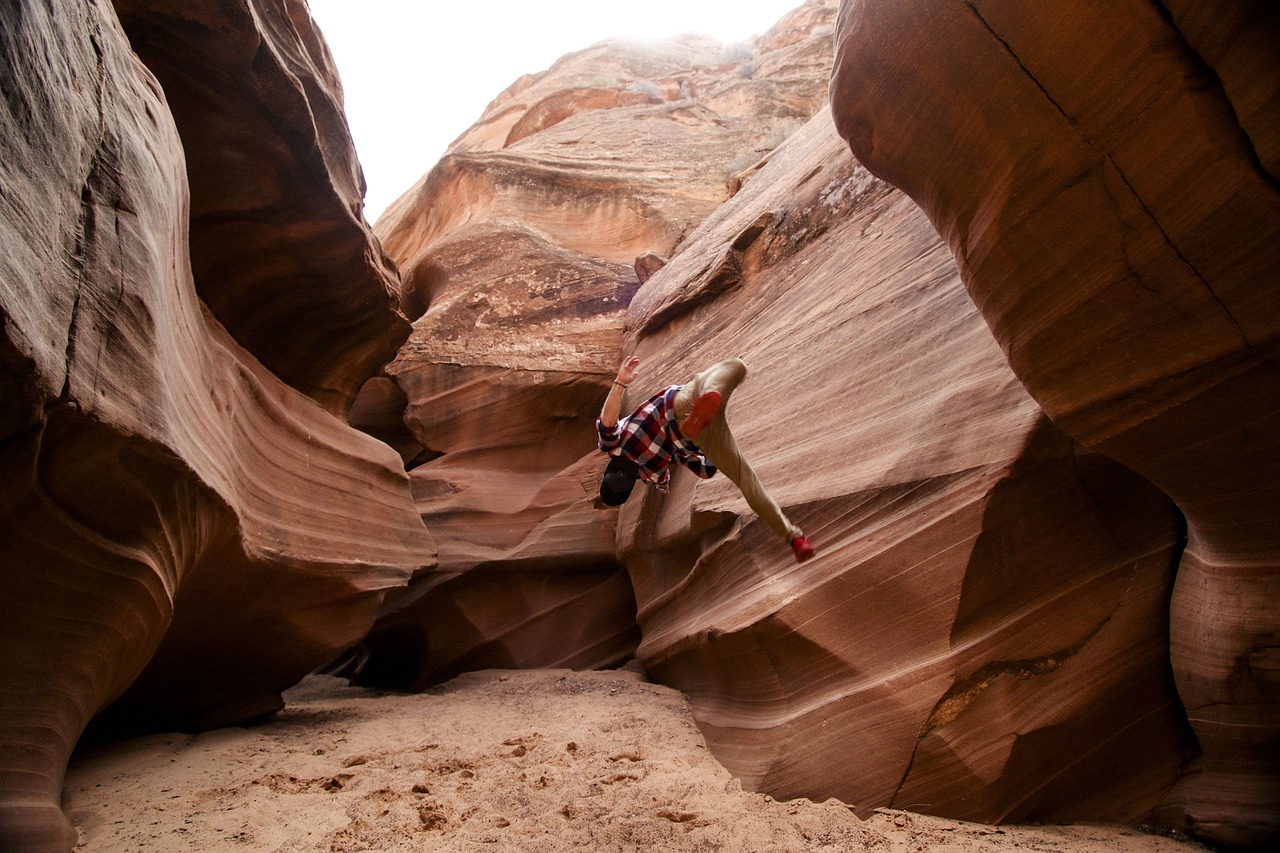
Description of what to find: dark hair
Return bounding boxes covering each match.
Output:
[600,455,640,506]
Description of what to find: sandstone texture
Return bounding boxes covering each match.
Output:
[333,0,1267,847]
[113,0,411,414]
[830,1,1279,847]
[350,1,840,691]
[4,0,1273,850]
[621,107,1193,834]
[0,1,430,849]
[349,0,1222,843]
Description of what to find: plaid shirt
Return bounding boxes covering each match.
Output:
[597,385,717,489]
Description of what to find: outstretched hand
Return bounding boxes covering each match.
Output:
[617,356,641,386]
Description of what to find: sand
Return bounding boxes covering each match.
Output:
[64,667,1206,853]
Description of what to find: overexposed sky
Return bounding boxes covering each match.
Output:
[306,0,806,223]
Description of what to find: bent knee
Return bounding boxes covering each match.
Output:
[717,358,748,383]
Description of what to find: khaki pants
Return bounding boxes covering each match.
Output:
[674,359,802,543]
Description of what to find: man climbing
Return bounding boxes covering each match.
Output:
[596,355,816,563]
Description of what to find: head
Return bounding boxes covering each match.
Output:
[599,455,640,506]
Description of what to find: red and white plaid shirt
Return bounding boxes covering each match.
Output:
[596,385,717,489]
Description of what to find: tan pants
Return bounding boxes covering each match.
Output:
[673,359,802,543]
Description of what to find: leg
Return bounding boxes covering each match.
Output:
[675,358,747,409]
[675,360,804,545]
[676,359,745,440]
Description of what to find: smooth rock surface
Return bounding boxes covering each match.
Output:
[620,107,1194,833]
[0,2,431,848]
[112,0,411,414]
[831,1,1279,846]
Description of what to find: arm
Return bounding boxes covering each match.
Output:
[599,356,641,428]
[678,451,717,480]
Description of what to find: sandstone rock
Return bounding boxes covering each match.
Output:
[112,0,411,414]
[634,251,669,285]
[348,1,843,690]
[346,374,429,467]
[830,1,1279,846]
[376,0,838,267]
[0,2,430,848]
[620,107,1193,833]
[359,224,644,687]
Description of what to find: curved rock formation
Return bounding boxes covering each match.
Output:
[366,225,643,687]
[375,3,836,267]
[349,1,842,689]
[621,107,1194,834]
[830,1,1279,847]
[112,0,411,414]
[1,1,430,849]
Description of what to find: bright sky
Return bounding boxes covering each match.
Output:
[306,0,806,224]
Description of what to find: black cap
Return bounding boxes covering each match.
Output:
[600,455,640,506]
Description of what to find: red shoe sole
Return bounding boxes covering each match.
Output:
[681,391,722,440]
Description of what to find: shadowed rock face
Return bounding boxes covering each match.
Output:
[112,0,411,415]
[0,1,430,848]
[349,0,842,689]
[620,108,1194,833]
[830,0,1279,847]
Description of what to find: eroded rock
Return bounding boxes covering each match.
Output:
[831,0,1279,846]
[0,2,430,848]
[621,108,1194,834]
[112,0,411,414]
[348,0,842,689]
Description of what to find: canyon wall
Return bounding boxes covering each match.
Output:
[358,0,1274,847]
[0,1,431,849]
[1,0,1274,850]
[829,1,1279,847]
[352,0,840,690]
[619,107,1193,833]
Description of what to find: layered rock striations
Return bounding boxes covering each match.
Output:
[348,0,1231,842]
[6,0,1269,850]
[112,0,411,414]
[1,1,430,849]
[351,0,841,689]
[830,1,1280,847]
[619,108,1194,834]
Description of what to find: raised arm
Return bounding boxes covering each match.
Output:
[600,356,641,428]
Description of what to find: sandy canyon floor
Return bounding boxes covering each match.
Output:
[64,668,1208,852]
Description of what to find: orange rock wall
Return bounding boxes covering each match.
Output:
[830,0,1279,847]
[352,1,843,690]
[0,1,431,849]
[3,0,1273,849]
[113,0,411,414]
[345,0,1243,844]
[621,108,1194,833]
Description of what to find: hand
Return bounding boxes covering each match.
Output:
[617,356,641,386]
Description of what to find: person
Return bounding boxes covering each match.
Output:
[596,355,815,563]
